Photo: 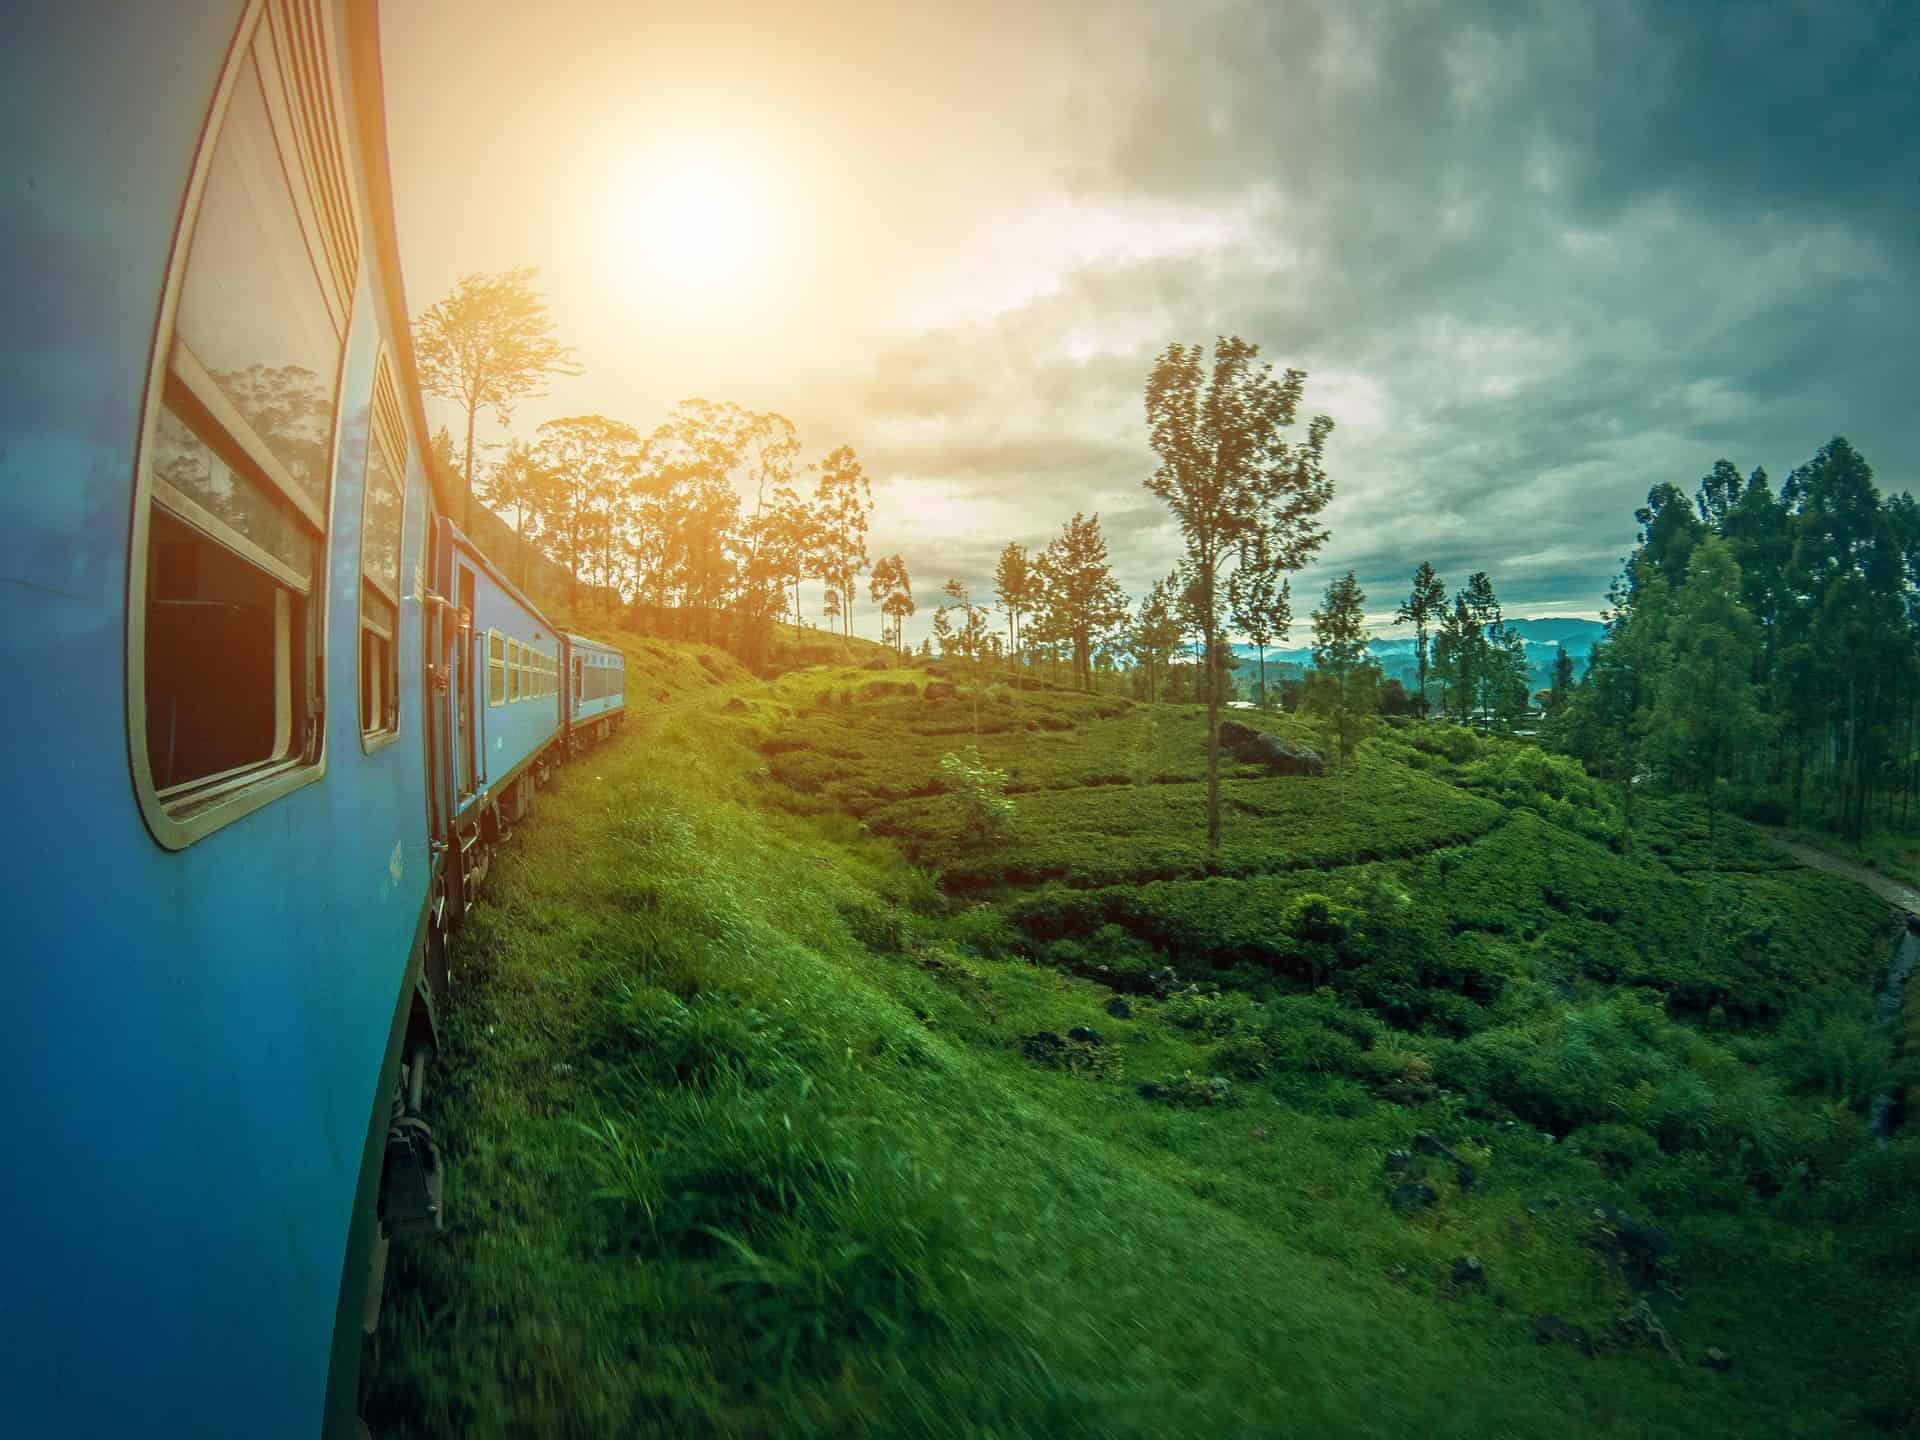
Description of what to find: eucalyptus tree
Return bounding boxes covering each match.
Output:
[530,414,642,608]
[1032,513,1130,692]
[993,542,1034,671]
[869,555,915,655]
[813,445,873,650]
[1227,527,1293,710]
[476,438,546,589]
[413,266,580,526]
[1145,335,1333,848]
[1303,571,1380,770]
[1394,561,1447,716]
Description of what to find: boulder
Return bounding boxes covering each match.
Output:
[1066,1025,1103,1046]
[1217,720,1326,777]
[1415,1131,1479,1190]
[1021,1032,1065,1064]
[1699,1347,1733,1373]
[1531,1314,1594,1356]
[1589,1206,1675,1291]
[1104,996,1134,1019]
[1450,1256,1487,1290]
[1388,1181,1437,1214]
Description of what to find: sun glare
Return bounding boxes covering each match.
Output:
[618,145,772,292]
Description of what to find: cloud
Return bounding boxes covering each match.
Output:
[389,0,1917,645]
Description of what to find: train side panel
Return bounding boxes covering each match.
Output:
[0,3,437,1434]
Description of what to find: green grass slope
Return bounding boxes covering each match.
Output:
[367,661,1920,1438]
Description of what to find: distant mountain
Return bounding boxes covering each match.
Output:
[1231,616,1605,693]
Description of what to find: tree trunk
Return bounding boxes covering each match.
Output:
[461,402,477,533]
[1204,615,1221,851]
[1257,644,1267,711]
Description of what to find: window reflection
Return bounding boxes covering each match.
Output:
[173,49,340,511]
[153,405,314,587]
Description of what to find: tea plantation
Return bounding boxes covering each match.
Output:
[368,657,1920,1438]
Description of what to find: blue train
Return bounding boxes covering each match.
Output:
[0,3,625,1434]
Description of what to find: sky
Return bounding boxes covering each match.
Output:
[381,0,1917,641]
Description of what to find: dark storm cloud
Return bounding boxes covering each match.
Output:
[868,0,1916,634]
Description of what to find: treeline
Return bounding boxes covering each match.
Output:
[1550,437,1918,846]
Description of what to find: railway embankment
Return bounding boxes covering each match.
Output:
[367,662,1920,1439]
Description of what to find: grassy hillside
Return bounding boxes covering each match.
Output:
[366,658,1920,1438]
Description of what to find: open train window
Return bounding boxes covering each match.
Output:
[487,631,505,706]
[359,356,406,746]
[131,1,359,847]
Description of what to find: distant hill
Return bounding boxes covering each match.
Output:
[1234,616,1605,692]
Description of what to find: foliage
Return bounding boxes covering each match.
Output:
[937,746,1014,846]
[412,265,581,516]
[1144,335,1334,850]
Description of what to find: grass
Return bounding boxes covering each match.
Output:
[366,657,1920,1437]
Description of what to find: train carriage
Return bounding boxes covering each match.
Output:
[564,630,627,752]
[0,3,600,1435]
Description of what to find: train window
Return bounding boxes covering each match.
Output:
[522,647,533,698]
[487,631,504,706]
[359,357,406,745]
[134,2,359,845]
[507,639,521,703]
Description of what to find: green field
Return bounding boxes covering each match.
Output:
[366,654,1920,1438]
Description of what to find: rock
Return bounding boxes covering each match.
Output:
[1415,1131,1479,1189]
[1450,1255,1487,1290]
[1021,1032,1065,1064]
[1532,1314,1594,1356]
[1589,1205,1675,1291]
[1067,1025,1103,1045]
[1384,1148,1413,1174]
[1700,1347,1733,1373]
[1104,996,1134,1019]
[1217,720,1327,777]
[1388,1181,1437,1214]
[1607,1300,1678,1358]
[923,680,958,701]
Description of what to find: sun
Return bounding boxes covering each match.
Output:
[618,145,773,290]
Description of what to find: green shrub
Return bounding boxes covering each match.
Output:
[1776,1001,1903,1110]
[938,745,1015,845]
[1565,1123,1660,1176]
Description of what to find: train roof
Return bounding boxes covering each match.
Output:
[444,521,560,636]
[565,632,625,657]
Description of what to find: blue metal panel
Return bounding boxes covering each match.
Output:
[0,5,434,1435]
[567,632,627,726]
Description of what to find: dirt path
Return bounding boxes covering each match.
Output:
[1771,838,1920,919]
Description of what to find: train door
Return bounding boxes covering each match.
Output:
[454,565,477,803]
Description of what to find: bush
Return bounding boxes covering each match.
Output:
[938,745,1015,845]
[1776,1001,1903,1110]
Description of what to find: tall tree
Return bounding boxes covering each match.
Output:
[993,542,1034,671]
[869,554,915,655]
[1647,535,1767,865]
[1547,646,1576,711]
[1031,513,1131,692]
[1227,528,1292,710]
[1130,575,1184,704]
[413,267,580,527]
[1303,571,1380,770]
[813,445,873,650]
[1144,335,1333,848]
[1395,561,1447,716]
[530,415,641,608]
[476,438,546,590]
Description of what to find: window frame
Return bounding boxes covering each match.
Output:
[487,629,505,707]
[358,348,406,752]
[125,0,359,850]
